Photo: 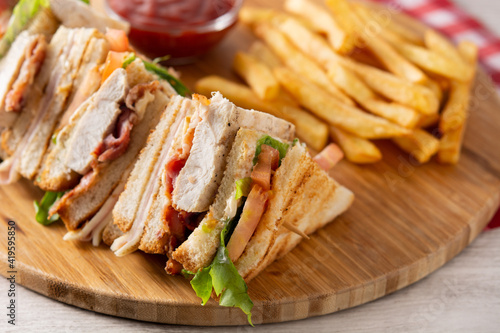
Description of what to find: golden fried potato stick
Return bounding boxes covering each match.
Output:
[352,3,423,45]
[327,63,420,128]
[326,0,427,83]
[233,51,280,101]
[438,41,478,164]
[274,67,410,139]
[254,22,355,106]
[284,0,355,54]
[393,129,440,164]
[393,42,474,82]
[417,113,440,128]
[330,126,382,164]
[248,41,282,69]
[195,75,329,151]
[273,17,420,127]
[425,29,466,66]
[339,59,439,115]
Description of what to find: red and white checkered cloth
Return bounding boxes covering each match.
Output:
[372,0,500,230]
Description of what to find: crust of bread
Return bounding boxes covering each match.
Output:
[102,222,124,247]
[56,89,170,230]
[235,145,354,282]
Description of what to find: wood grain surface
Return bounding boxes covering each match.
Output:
[1,0,500,326]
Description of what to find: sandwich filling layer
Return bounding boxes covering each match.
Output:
[110,97,196,256]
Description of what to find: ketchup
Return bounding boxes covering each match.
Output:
[106,0,239,61]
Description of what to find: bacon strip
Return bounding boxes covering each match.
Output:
[93,107,137,162]
[5,35,47,112]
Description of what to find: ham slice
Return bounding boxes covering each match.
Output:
[5,35,47,112]
[94,107,137,162]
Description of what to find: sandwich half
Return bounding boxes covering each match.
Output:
[175,128,353,321]
[0,26,109,183]
[109,92,295,263]
[46,57,174,236]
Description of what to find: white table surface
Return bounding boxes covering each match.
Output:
[2,0,500,332]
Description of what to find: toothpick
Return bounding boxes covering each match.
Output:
[283,222,309,239]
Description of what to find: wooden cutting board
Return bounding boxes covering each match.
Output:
[1,0,500,326]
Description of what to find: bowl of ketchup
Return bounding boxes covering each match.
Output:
[105,0,243,64]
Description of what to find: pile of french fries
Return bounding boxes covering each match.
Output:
[195,0,478,164]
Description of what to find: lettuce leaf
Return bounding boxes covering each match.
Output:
[253,135,290,165]
[120,52,190,97]
[189,219,254,325]
[142,61,191,97]
[34,191,64,225]
[235,177,252,200]
[0,0,50,57]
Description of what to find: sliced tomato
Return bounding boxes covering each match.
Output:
[105,28,129,52]
[313,143,344,171]
[251,144,279,192]
[227,184,269,262]
[102,51,128,83]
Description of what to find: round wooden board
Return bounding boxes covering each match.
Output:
[1,0,500,326]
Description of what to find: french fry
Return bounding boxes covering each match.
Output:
[425,29,466,65]
[439,81,471,132]
[352,3,406,45]
[439,41,478,133]
[281,105,329,151]
[284,0,355,54]
[326,63,420,128]
[330,126,382,164]
[327,62,375,101]
[326,0,427,83]
[393,129,440,164]
[233,51,279,101]
[248,41,282,69]
[239,7,278,26]
[393,42,474,82]
[352,3,423,45]
[195,75,328,151]
[254,23,355,106]
[339,59,439,115]
[438,126,464,164]
[417,113,440,128]
[248,41,301,108]
[325,0,360,45]
[358,99,421,128]
[274,67,410,139]
[239,7,318,33]
[273,15,342,69]
[423,78,443,103]
[438,40,478,164]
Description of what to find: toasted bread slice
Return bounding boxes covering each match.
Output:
[235,144,354,281]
